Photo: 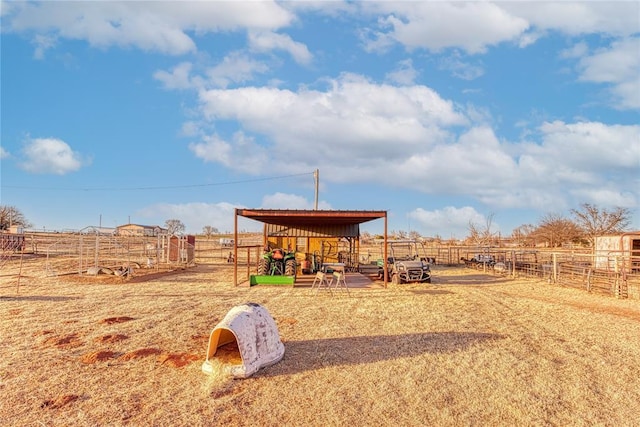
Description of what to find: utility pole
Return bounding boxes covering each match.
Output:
[314,169,319,210]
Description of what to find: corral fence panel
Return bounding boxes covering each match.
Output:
[14,231,196,277]
[458,247,639,299]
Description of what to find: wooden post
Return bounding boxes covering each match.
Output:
[233,209,238,287]
[552,253,557,283]
[16,243,24,294]
[384,213,388,288]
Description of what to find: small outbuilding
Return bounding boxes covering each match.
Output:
[594,232,640,271]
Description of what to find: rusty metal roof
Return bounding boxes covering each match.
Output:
[236,209,386,228]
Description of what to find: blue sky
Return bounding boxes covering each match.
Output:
[1,1,639,238]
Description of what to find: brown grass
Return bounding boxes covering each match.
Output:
[1,261,640,426]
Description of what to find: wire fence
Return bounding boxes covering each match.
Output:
[3,232,639,299]
[457,248,639,299]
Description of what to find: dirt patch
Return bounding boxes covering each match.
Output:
[80,351,118,364]
[9,308,22,315]
[40,394,80,409]
[94,334,128,344]
[33,330,54,337]
[100,316,135,324]
[126,268,189,283]
[42,334,83,348]
[157,352,201,368]
[119,348,163,361]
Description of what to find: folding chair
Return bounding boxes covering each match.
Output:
[329,271,350,296]
[311,271,331,294]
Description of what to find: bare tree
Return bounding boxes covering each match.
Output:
[511,224,536,247]
[165,219,185,235]
[570,203,631,246]
[408,230,422,241]
[0,205,32,230]
[467,213,498,248]
[202,225,219,239]
[533,213,583,248]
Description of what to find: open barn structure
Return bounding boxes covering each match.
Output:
[232,209,388,287]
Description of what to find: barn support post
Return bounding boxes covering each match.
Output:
[233,209,238,287]
[384,212,388,288]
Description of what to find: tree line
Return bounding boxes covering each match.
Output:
[1,203,633,248]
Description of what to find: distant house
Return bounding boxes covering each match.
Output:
[116,223,167,237]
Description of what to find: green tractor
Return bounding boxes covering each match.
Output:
[257,247,297,276]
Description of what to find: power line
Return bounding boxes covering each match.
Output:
[1,172,314,192]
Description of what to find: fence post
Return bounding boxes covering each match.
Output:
[614,256,620,298]
[552,253,557,283]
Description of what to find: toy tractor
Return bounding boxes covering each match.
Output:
[257,247,297,276]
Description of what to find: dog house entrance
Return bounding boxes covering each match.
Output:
[211,329,243,366]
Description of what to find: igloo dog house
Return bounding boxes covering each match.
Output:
[202,302,285,378]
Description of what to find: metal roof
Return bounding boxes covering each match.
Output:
[236,209,386,228]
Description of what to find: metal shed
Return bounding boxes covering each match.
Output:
[232,209,389,287]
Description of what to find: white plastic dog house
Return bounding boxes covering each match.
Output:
[202,302,285,378]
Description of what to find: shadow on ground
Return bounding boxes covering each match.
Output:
[434,274,511,286]
[259,331,504,377]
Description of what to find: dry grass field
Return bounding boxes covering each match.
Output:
[1,256,640,426]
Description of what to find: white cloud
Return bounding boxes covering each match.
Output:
[0,146,9,159]
[359,2,638,57]
[188,131,269,174]
[576,37,640,110]
[137,201,249,234]
[154,53,271,91]
[205,52,270,88]
[196,73,467,168]
[153,62,194,90]
[136,195,331,234]
[180,121,200,138]
[248,31,313,65]
[570,187,638,209]
[32,34,57,60]
[188,72,638,213]
[409,206,488,239]
[534,120,640,172]
[362,2,529,54]
[439,52,485,80]
[559,41,589,60]
[19,137,88,175]
[3,1,294,56]
[261,192,331,210]
[503,2,639,38]
[511,120,640,209]
[385,59,418,85]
